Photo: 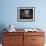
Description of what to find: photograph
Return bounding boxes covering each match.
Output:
[17,7,35,22]
[20,9,33,19]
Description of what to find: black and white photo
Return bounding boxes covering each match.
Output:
[17,7,35,22]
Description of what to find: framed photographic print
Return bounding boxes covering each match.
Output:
[17,7,35,22]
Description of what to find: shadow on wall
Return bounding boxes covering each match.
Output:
[0,24,7,43]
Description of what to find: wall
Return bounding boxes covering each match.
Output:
[0,0,46,30]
